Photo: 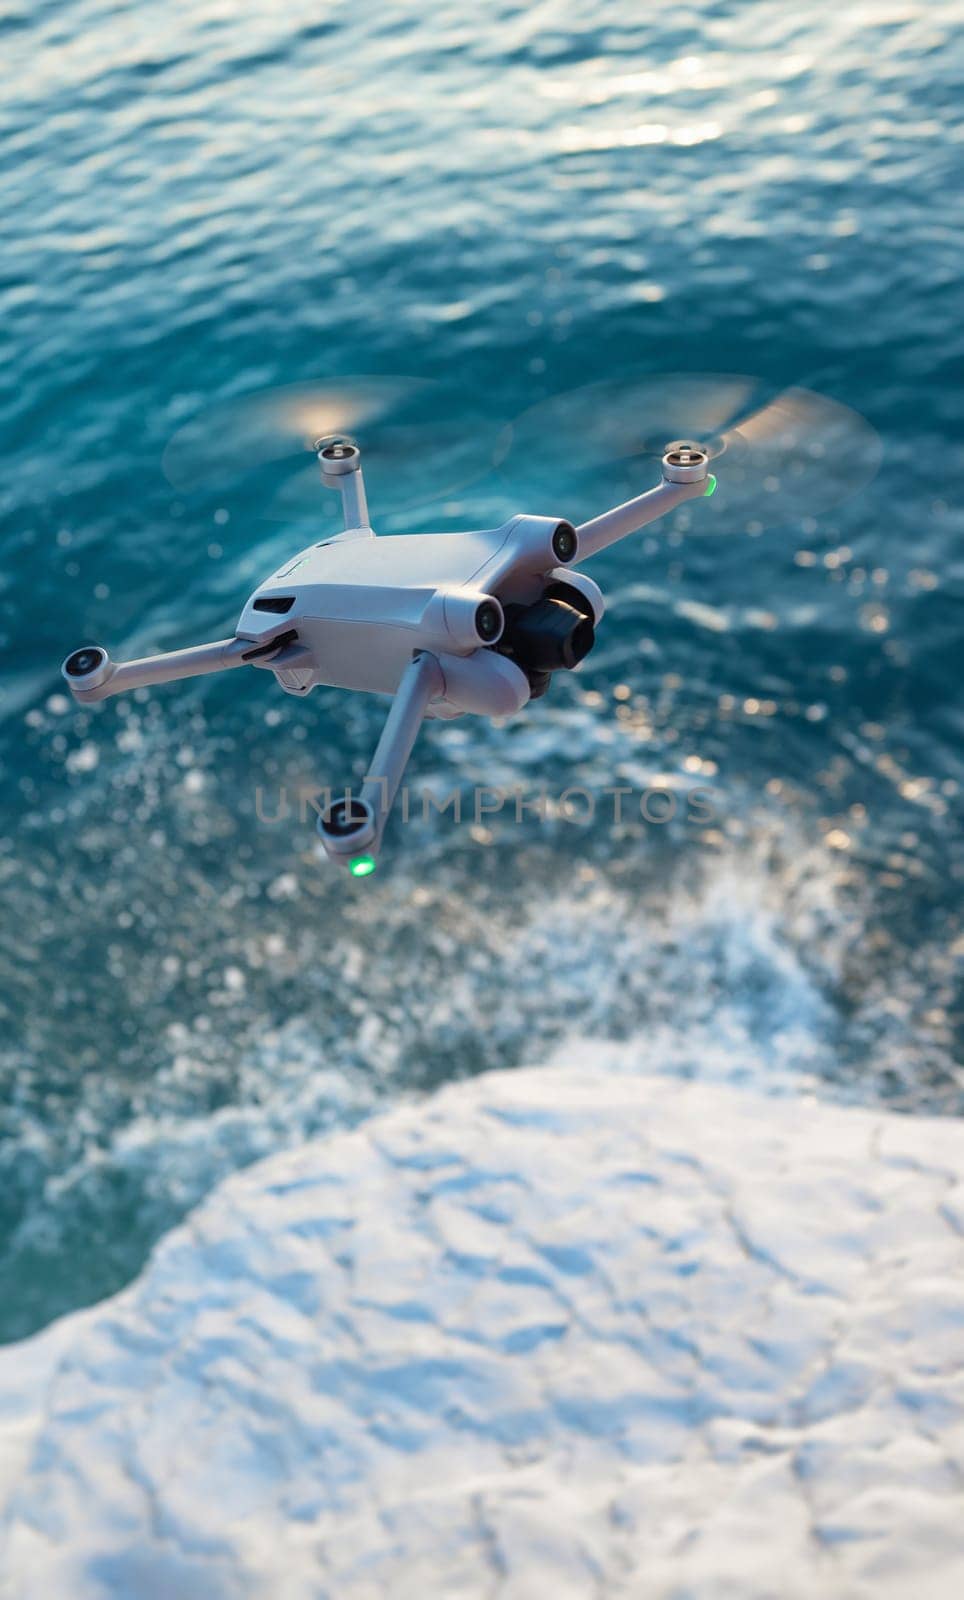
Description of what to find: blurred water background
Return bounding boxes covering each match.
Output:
[1,0,962,1344]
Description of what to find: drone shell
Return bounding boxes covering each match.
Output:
[234,516,592,702]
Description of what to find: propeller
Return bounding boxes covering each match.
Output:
[501,373,882,529]
[162,376,509,521]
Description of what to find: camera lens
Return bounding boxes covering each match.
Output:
[551,522,578,562]
[499,596,595,674]
[65,647,106,678]
[474,600,503,643]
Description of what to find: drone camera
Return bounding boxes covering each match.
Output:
[506,514,580,574]
[551,521,578,563]
[497,593,595,693]
[431,589,504,651]
[62,645,113,691]
[474,599,503,644]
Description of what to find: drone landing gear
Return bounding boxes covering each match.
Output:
[318,651,445,875]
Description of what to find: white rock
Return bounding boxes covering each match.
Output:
[1,1066,964,1598]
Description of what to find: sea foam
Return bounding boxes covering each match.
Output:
[2,1060,963,1597]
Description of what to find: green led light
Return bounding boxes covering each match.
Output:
[349,854,377,878]
[703,473,718,496]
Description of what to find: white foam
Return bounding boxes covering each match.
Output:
[2,1061,964,1597]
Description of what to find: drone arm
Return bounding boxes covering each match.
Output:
[334,466,369,533]
[360,651,444,845]
[316,440,371,533]
[62,636,275,704]
[575,475,710,560]
[318,651,444,868]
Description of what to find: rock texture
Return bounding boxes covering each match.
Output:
[2,1066,964,1598]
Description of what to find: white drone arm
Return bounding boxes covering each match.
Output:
[316,437,371,533]
[575,446,715,561]
[318,650,444,869]
[361,651,444,825]
[61,633,295,703]
[576,477,707,559]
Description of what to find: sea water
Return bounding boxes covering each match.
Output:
[1,0,962,1342]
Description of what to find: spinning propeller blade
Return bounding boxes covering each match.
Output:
[162,376,508,520]
[503,373,881,529]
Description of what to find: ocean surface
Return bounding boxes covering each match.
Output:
[1,0,962,1345]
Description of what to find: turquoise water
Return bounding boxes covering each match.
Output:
[1,0,962,1343]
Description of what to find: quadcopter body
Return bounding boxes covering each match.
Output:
[233,511,601,708]
[62,435,715,871]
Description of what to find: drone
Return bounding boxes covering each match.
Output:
[61,376,878,875]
